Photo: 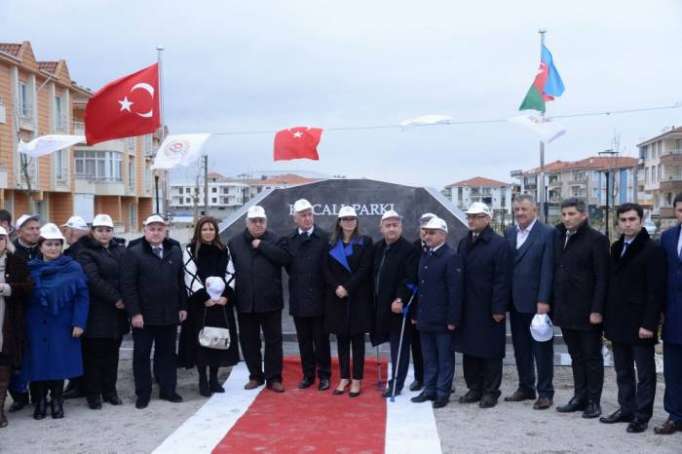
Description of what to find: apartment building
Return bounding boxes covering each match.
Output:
[0,41,156,231]
[442,176,513,225]
[637,126,682,225]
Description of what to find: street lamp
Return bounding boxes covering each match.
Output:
[599,149,619,239]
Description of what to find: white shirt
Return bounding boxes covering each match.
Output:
[621,238,633,257]
[430,242,445,254]
[298,226,314,237]
[516,218,537,250]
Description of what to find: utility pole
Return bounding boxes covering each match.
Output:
[538,28,547,222]
[203,155,209,215]
[599,149,619,240]
[154,45,166,215]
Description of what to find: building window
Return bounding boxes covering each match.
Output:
[19,82,31,118]
[55,149,67,182]
[185,197,191,204]
[74,150,122,181]
[128,159,135,191]
[54,95,67,132]
[211,187,217,193]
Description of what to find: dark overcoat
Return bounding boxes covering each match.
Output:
[0,252,33,368]
[323,235,373,336]
[604,228,665,345]
[454,226,512,359]
[658,224,682,345]
[553,222,610,331]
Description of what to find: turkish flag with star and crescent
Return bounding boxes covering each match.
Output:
[84,63,160,145]
[273,126,323,161]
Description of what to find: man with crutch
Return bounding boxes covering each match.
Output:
[371,210,418,398]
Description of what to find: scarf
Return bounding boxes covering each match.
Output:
[29,255,85,316]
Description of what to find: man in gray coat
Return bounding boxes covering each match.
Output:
[504,194,556,410]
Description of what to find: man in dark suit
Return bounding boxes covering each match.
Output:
[410,217,462,409]
[371,210,418,397]
[553,198,610,419]
[601,203,665,433]
[504,194,556,410]
[455,202,512,409]
[655,193,682,435]
[278,199,331,391]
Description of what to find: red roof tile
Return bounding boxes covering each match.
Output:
[445,176,510,188]
[37,61,59,74]
[522,157,637,176]
[0,43,22,57]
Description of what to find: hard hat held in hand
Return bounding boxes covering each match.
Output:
[205,276,225,301]
[530,313,554,342]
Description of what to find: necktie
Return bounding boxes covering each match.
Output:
[621,242,629,258]
[153,247,162,259]
[564,232,573,249]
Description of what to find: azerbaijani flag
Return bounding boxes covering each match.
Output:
[519,45,565,112]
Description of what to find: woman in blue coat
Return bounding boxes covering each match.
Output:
[24,223,88,420]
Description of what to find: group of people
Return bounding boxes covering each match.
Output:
[0,192,681,439]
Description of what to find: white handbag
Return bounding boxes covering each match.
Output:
[198,324,231,350]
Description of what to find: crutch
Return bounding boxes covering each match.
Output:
[390,284,418,402]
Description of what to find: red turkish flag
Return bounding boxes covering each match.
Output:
[273,126,322,161]
[84,63,160,145]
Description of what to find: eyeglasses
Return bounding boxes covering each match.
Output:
[340,217,357,222]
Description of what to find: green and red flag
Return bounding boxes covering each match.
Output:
[519,45,565,112]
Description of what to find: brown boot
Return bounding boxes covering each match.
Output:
[0,366,10,428]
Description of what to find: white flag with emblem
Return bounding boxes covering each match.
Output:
[152,133,211,170]
[508,113,566,143]
[18,134,84,158]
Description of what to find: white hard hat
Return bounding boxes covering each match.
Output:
[62,215,89,231]
[143,214,168,226]
[465,202,492,217]
[381,209,401,222]
[205,276,226,301]
[419,212,437,226]
[422,216,448,233]
[246,205,267,219]
[293,199,313,213]
[15,214,39,230]
[40,223,66,241]
[0,226,8,236]
[338,206,358,218]
[92,214,114,228]
[530,314,554,342]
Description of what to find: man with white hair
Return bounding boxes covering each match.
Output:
[62,215,90,259]
[410,216,462,409]
[229,205,290,393]
[371,209,418,397]
[278,199,331,391]
[455,202,512,409]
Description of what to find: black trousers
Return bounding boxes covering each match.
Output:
[562,328,604,404]
[463,355,503,399]
[409,322,424,383]
[509,308,555,399]
[238,310,283,383]
[337,334,365,380]
[294,316,331,380]
[32,380,64,400]
[82,337,120,400]
[132,325,177,398]
[612,342,656,421]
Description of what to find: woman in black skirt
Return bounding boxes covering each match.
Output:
[179,217,239,396]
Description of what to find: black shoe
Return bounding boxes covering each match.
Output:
[63,384,84,400]
[210,381,225,394]
[318,378,330,391]
[582,402,602,419]
[599,409,634,424]
[479,395,498,409]
[159,392,183,403]
[458,390,482,404]
[409,380,423,392]
[504,389,536,402]
[383,388,402,398]
[627,419,648,433]
[432,398,449,409]
[87,397,102,410]
[50,399,64,419]
[556,397,587,413]
[8,393,29,413]
[298,377,314,389]
[135,396,150,409]
[199,379,211,397]
[410,392,435,403]
[32,398,47,420]
[103,393,122,406]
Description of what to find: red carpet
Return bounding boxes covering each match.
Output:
[213,356,389,454]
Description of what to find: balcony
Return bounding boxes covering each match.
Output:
[660,178,682,192]
[660,149,682,166]
[73,121,85,136]
[75,177,125,196]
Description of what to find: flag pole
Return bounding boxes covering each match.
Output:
[154,45,165,215]
[538,29,547,223]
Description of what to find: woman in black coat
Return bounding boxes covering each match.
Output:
[76,214,128,409]
[324,207,373,397]
[179,217,239,397]
[0,227,33,428]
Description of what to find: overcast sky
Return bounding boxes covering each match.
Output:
[3,0,682,188]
